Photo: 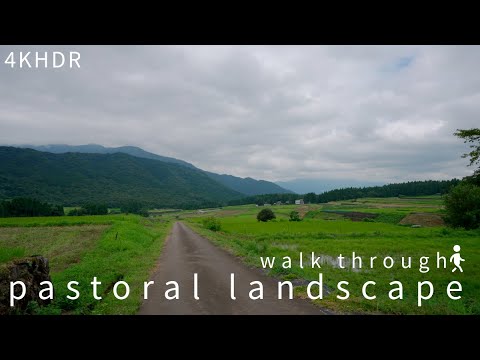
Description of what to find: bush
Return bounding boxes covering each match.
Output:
[289,211,301,222]
[444,182,480,229]
[68,204,108,216]
[120,201,150,217]
[202,216,221,231]
[83,203,108,215]
[138,209,150,217]
[257,208,276,222]
[68,208,87,216]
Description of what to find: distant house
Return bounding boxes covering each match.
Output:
[275,201,282,205]
[295,199,304,205]
[285,201,290,204]
[264,203,271,206]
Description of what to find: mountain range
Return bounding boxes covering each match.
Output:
[0,146,242,208]
[0,144,293,208]
[18,144,292,196]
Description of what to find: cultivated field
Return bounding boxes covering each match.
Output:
[185,196,480,314]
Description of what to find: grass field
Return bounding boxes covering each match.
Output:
[186,196,480,314]
[0,215,171,314]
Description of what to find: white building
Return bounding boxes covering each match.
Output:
[295,199,304,205]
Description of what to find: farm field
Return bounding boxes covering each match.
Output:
[0,215,171,314]
[185,196,480,314]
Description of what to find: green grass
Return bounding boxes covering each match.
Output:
[0,225,108,271]
[0,214,123,227]
[0,215,171,314]
[0,247,26,263]
[192,216,416,235]
[185,197,480,315]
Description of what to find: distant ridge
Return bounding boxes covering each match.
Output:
[0,146,242,208]
[19,144,293,196]
[20,144,196,169]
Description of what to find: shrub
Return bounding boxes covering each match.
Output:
[444,182,480,229]
[120,201,150,217]
[202,216,221,231]
[257,208,276,222]
[289,210,301,222]
[68,208,87,216]
[83,203,108,215]
[68,204,108,216]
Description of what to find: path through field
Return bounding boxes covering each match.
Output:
[138,222,329,315]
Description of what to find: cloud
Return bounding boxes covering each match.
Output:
[0,45,478,183]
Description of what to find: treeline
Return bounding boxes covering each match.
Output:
[228,179,461,206]
[0,198,64,218]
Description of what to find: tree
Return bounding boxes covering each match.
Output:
[304,192,317,204]
[455,128,480,168]
[455,128,480,185]
[444,182,480,229]
[257,208,276,222]
[443,129,480,229]
[289,210,301,222]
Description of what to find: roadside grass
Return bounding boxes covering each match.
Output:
[186,197,480,315]
[0,216,171,314]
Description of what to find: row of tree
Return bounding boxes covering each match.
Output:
[228,179,460,207]
[0,198,64,217]
[0,198,113,218]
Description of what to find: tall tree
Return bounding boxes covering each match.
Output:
[444,128,480,229]
[455,128,480,167]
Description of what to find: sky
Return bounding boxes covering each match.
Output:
[0,45,478,184]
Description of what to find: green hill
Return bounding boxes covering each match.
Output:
[0,147,242,208]
[21,144,197,169]
[19,144,292,195]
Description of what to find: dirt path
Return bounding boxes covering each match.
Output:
[138,222,329,315]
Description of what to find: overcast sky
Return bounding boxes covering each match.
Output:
[0,45,478,183]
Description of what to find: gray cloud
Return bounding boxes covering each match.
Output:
[0,45,478,183]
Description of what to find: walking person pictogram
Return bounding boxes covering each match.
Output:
[450,245,465,273]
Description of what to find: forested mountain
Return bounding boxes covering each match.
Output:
[204,171,293,196]
[19,144,291,196]
[0,147,242,208]
[228,179,461,206]
[21,144,197,169]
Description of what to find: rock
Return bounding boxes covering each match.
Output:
[0,256,52,315]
